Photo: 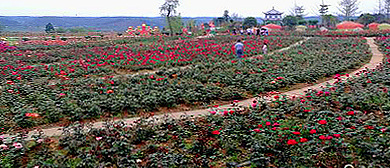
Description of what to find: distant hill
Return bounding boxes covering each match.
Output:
[0,16,360,32]
[0,16,214,32]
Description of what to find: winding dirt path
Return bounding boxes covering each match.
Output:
[4,37,382,139]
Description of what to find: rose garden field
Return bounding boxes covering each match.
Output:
[0,30,390,167]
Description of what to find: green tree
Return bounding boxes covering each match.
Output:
[56,27,67,33]
[186,19,196,32]
[160,0,179,36]
[170,15,183,35]
[0,22,3,34]
[45,23,55,33]
[338,0,360,21]
[68,27,87,33]
[282,15,299,28]
[223,10,232,22]
[308,20,319,25]
[357,13,376,25]
[322,14,339,27]
[243,17,257,28]
[212,17,224,27]
[373,13,387,23]
[298,20,307,25]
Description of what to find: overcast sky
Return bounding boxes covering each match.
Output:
[0,0,378,17]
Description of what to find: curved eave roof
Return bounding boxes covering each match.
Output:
[263,12,284,15]
[263,9,283,15]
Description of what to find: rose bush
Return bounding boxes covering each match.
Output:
[0,35,301,80]
[0,37,372,130]
[1,35,389,167]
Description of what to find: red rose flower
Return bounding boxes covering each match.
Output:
[287,139,298,145]
[107,90,114,94]
[223,111,229,116]
[319,135,326,140]
[266,122,271,126]
[253,129,261,133]
[258,124,263,128]
[211,130,220,135]
[347,111,355,116]
[318,120,327,125]
[292,132,301,135]
[300,138,308,143]
[310,129,317,134]
[333,134,341,138]
[324,92,330,96]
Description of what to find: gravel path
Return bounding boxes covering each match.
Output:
[5,37,382,139]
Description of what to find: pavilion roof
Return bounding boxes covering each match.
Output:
[264,7,284,15]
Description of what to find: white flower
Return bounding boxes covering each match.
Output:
[13,142,23,149]
[136,159,142,163]
[96,137,103,141]
[0,144,8,150]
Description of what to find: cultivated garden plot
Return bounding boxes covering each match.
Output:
[0,36,388,168]
[0,35,302,80]
[0,37,372,132]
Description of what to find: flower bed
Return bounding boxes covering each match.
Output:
[303,29,390,37]
[0,37,372,131]
[0,36,301,80]
[1,36,388,167]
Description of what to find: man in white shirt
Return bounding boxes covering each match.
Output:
[235,39,244,59]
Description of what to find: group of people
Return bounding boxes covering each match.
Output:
[232,28,269,36]
[234,39,267,61]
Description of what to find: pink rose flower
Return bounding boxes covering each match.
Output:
[13,142,23,149]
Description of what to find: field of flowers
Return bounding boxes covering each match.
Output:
[1,35,300,80]
[0,35,388,168]
[0,37,372,131]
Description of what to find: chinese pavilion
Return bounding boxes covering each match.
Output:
[263,7,283,23]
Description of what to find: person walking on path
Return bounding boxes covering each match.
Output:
[235,39,244,60]
[262,42,268,55]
